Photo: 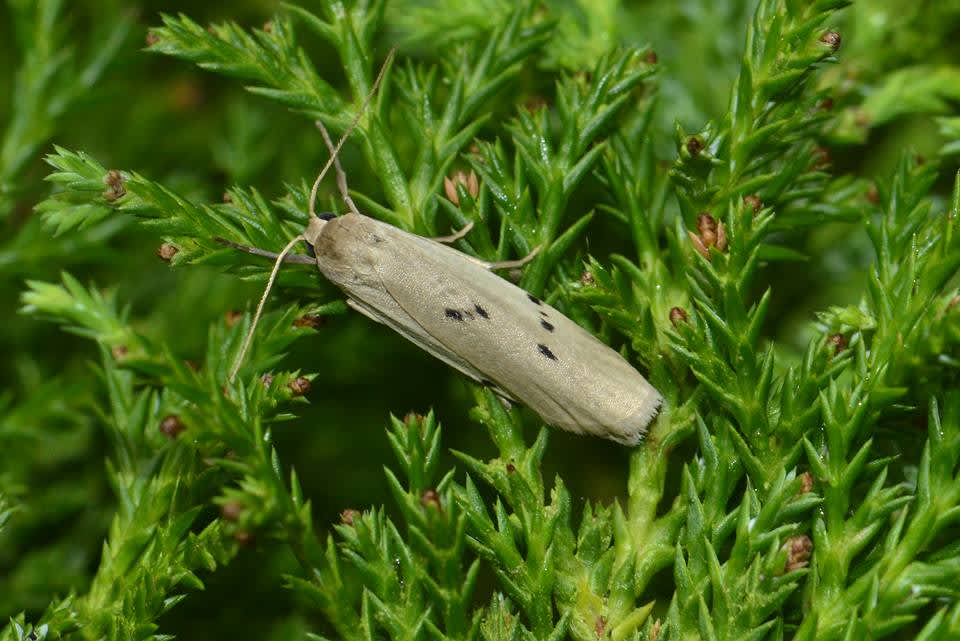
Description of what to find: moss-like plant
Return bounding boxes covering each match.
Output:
[2,1,960,640]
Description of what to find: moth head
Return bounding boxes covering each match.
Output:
[304,212,335,246]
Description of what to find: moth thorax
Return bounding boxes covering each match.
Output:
[304,216,329,246]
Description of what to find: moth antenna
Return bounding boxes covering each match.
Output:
[214,236,316,264]
[232,50,396,383]
[316,120,361,217]
[309,47,396,219]
[229,234,305,383]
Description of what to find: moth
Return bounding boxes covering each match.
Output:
[225,56,662,445]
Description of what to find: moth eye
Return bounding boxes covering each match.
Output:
[527,293,542,305]
[540,320,555,332]
[537,343,557,361]
[444,308,465,321]
[303,240,316,257]
[318,212,337,221]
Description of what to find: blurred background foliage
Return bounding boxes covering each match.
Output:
[2,0,960,639]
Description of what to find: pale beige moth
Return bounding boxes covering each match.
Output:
[226,57,662,445]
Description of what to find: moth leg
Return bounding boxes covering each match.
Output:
[481,244,542,271]
[214,237,316,265]
[432,221,474,244]
[316,120,362,217]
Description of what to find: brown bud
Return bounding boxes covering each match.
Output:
[818,97,834,112]
[221,500,244,521]
[685,136,704,157]
[112,345,129,360]
[233,530,254,546]
[184,359,199,372]
[260,373,275,388]
[262,21,274,33]
[288,376,311,397]
[744,194,763,213]
[145,31,161,46]
[949,295,960,310]
[340,508,360,526]
[799,472,814,495]
[404,412,424,426]
[506,462,516,474]
[689,213,727,257]
[688,230,709,258]
[156,243,178,262]
[784,535,813,572]
[420,489,441,510]
[866,184,880,204]
[595,616,607,639]
[697,213,718,246]
[812,146,831,170]
[669,307,688,327]
[222,191,234,203]
[524,96,548,112]
[103,170,126,201]
[819,31,841,52]
[716,222,728,252]
[293,314,326,329]
[580,271,596,286]
[644,50,658,64]
[225,310,243,327]
[827,333,848,353]
[159,414,186,439]
[649,619,662,641]
[170,80,203,111]
[443,170,480,206]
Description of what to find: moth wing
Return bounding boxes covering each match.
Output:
[312,215,515,401]
[369,226,661,445]
[340,276,504,392]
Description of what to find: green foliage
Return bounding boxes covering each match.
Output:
[3,1,960,641]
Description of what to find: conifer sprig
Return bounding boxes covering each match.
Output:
[7,0,960,639]
[0,0,131,218]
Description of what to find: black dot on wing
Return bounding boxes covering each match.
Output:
[445,308,464,321]
[527,293,542,305]
[537,343,557,361]
[540,319,554,332]
[474,304,490,319]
